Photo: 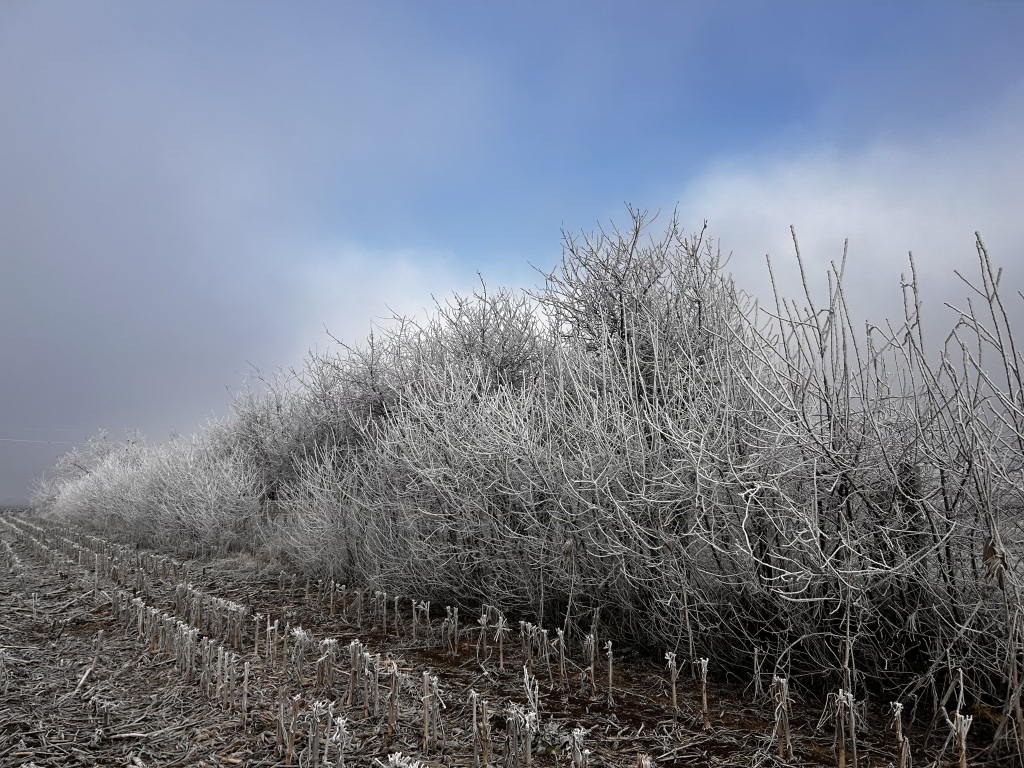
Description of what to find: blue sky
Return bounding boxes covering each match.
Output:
[2,1,1023,503]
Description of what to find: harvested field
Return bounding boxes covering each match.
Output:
[0,511,938,767]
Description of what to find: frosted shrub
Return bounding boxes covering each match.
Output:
[133,436,262,551]
[48,438,147,539]
[44,432,261,552]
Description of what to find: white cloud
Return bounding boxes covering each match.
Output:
[678,81,1024,332]
[290,244,479,363]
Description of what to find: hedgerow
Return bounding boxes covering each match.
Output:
[34,208,1024,759]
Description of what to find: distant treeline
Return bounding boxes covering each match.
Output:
[33,209,1024,757]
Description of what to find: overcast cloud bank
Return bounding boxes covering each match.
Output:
[2,3,1023,504]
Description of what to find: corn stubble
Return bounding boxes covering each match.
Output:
[0,510,864,765]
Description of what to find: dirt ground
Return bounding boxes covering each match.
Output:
[0,512,919,767]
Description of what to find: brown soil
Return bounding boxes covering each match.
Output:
[0,513,933,767]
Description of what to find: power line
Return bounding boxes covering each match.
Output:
[0,438,75,444]
[0,427,107,433]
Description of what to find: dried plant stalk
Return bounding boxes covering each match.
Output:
[569,726,589,768]
[480,698,492,767]
[556,629,567,692]
[335,715,352,768]
[697,657,710,730]
[385,662,397,736]
[422,671,430,753]
[470,690,482,768]
[322,702,334,767]
[284,694,301,765]
[443,607,459,658]
[950,710,973,768]
[477,611,488,661]
[834,691,850,768]
[752,646,764,701]
[583,633,597,698]
[276,691,286,756]
[520,621,533,676]
[494,612,509,672]
[605,640,614,707]
[241,661,250,729]
[347,639,363,708]
[772,675,794,761]
[890,701,910,768]
[666,652,679,721]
